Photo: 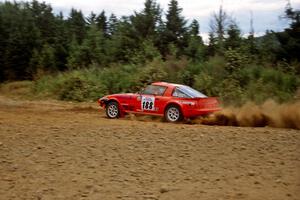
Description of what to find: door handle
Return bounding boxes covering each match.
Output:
[155,98,160,100]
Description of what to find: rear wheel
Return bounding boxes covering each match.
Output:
[106,101,119,119]
[164,105,182,122]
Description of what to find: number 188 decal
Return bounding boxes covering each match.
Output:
[141,96,155,111]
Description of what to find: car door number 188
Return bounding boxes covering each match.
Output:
[141,96,155,111]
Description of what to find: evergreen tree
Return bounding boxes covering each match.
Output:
[246,11,257,55]
[67,8,87,44]
[96,10,108,35]
[107,17,140,62]
[207,32,217,56]
[0,1,40,80]
[209,5,229,54]
[86,12,97,25]
[66,36,81,69]
[39,44,57,72]
[53,12,69,71]
[224,22,242,50]
[164,0,187,56]
[131,0,161,40]
[28,0,56,44]
[67,25,107,69]
[107,14,118,36]
[0,7,5,81]
[258,31,280,63]
[276,1,300,64]
[189,19,200,36]
[185,19,205,62]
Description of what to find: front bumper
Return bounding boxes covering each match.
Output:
[98,97,108,108]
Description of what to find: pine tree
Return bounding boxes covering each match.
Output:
[209,5,229,54]
[96,10,108,35]
[0,7,5,81]
[107,14,118,36]
[29,0,56,44]
[38,44,57,72]
[224,22,242,50]
[0,1,40,80]
[276,1,300,64]
[67,25,107,69]
[258,31,280,63]
[185,19,205,62]
[207,32,217,57]
[164,0,187,55]
[131,0,161,40]
[53,12,68,71]
[246,11,257,55]
[66,36,81,69]
[189,19,200,36]
[107,17,140,62]
[87,12,97,25]
[67,8,87,44]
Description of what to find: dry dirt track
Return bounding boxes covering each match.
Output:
[0,96,299,200]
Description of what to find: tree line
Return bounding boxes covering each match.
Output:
[0,0,299,82]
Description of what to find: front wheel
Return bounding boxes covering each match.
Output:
[106,101,120,119]
[164,105,183,122]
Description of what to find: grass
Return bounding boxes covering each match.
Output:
[0,81,34,99]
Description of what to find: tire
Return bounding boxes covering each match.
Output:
[106,101,120,119]
[164,105,183,122]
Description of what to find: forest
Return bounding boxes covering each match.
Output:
[0,0,299,104]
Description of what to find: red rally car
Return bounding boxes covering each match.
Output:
[98,82,221,122]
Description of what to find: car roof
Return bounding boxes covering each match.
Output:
[151,82,184,88]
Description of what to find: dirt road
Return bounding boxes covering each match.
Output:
[0,96,299,200]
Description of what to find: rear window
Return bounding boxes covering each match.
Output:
[172,86,207,98]
[172,88,190,98]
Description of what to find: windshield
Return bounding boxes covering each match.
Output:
[141,85,167,96]
[177,85,207,98]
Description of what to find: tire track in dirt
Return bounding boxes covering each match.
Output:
[0,97,300,200]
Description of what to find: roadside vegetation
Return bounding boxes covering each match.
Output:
[0,0,299,105]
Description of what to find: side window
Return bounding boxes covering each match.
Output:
[141,85,166,96]
[172,88,189,98]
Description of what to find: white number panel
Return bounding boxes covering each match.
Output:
[141,96,155,111]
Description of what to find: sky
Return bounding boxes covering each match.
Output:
[2,0,300,41]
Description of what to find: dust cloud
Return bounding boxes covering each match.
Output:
[198,100,300,130]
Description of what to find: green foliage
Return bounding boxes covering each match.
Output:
[224,48,247,74]
[128,40,161,64]
[95,11,108,35]
[1,0,300,106]
[224,22,242,50]
[32,59,300,104]
[184,22,206,62]
[194,73,220,96]
[33,69,107,101]
[99,65,139,93]
[257,31,280,63]
[237,65,299,103]
[276,2,300,63]
[131,0,161,40]
[67,8,87,44]
[28,44,57,80]
[135,59,168,86]
[57,76,106,102]
[67,25,108,69]
[209,5,229,54]
[163,0,188,55]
